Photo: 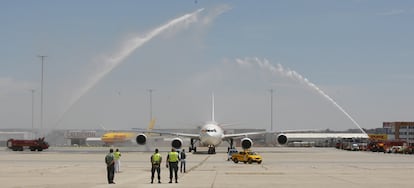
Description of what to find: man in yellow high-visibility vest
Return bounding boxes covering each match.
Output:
[114,148,121,173]
[166,148,180,183]
[150,148,162,184]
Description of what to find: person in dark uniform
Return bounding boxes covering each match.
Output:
[150,148,162,184]
[180,149,186,173]
[105,148,115,184]
[166,148,180,183]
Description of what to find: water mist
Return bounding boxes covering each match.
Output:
[236,57,367,135]
[54,9,204,128]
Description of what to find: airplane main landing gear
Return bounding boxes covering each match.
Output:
[189,138,197,153]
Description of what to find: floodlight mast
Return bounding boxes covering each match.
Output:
[38,55,47,137]
[269,89,274,132]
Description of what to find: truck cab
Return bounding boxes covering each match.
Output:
[227,148,238,161]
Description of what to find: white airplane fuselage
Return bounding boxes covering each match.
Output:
[136,94,259,154]
[199,122,224,146]
[135,93,369,154]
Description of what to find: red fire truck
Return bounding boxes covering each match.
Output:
[7,137,49,151]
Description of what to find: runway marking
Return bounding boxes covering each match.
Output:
[188,155,210,172]
[211,171,218,188]
[225,171,285,175]
[261,163,269,170]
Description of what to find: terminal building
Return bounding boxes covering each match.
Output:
[383,122,414,143]
[64,130,98,146]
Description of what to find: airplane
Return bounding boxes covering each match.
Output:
[135,94,369,154]
[135,94,269,154]
[101,119,156,145]
[101,132,136,145]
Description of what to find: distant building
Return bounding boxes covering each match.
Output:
[383,122,414,143]
[64,130,97,146]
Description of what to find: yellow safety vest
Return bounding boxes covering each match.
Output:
[152,153,161,164]
[168,151,179,162]
[114,151,121,160]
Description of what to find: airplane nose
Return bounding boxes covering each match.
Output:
[205,133,220,145]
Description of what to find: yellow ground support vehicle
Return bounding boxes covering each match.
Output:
[231,150,262,164]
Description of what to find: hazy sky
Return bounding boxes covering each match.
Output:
[1,1,413,133]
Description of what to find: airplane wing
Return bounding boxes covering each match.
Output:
[133,128,200,139]
[280,133,369,139]
[223,131,368,139]
[223,131,268,139]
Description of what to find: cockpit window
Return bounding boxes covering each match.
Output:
[202,128,217,133]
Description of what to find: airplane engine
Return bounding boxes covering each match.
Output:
[277,134,288,145]
[241,138,253,150]
[136,134,147,145]
[171,138,183,149]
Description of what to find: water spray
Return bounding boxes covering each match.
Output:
[53,9,205,128]
[236,57,367,135]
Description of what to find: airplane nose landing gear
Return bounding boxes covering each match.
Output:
[208,145,216,154]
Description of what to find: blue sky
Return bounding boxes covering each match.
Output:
[1,1,413,132]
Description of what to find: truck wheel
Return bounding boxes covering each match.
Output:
[248,158,253,164]
[258,161,262,164]
[37,148,43,152]
[233,158,239,163]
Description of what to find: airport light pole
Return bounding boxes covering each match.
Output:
[31,89,35,139]
[269,89,274,132]
[38,55,47,137]
[148,89,155,122]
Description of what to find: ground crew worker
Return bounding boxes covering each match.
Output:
[180,149,186,173]
[105,148,115,184]
[166,148,180,183]
[150,148,162,184]
[114,148,121,173]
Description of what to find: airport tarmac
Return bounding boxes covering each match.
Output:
[1,146,414,188]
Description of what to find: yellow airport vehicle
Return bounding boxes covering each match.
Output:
[231,150,262,164]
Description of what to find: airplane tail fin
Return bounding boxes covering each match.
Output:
[211,93,215,122]
[147,118,156,131]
